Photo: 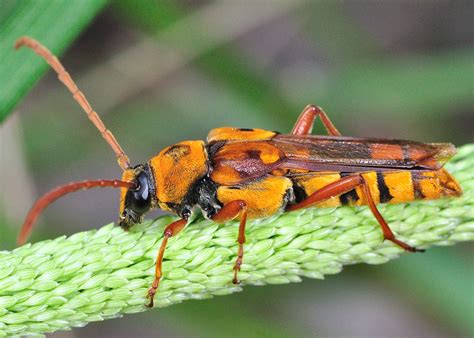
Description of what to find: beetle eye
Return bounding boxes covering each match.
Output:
[127,171,151,214]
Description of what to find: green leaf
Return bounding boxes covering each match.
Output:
[0,0,107,123]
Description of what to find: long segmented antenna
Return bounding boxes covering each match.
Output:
[18,179,136,245]
[15,36,131,170]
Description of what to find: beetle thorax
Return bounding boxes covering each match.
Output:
[149,140,208,211]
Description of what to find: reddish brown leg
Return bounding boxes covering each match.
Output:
[359,180,424,252]
[146,218,187,308]
[287,175,363,211]
[211,200,247,284]
[291,104,341,136]
[287,175,422,252]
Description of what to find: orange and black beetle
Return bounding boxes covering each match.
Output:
[16,37,462,308]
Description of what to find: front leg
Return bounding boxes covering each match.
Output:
[146,218,187,308]
[292,104,341,136]
[211,200,248,284]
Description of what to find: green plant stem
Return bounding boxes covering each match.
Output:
[1,144,473,336]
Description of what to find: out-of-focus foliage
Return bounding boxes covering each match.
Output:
[0,0,107,122]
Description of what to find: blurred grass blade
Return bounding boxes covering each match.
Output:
[113,1,301,128]
[0,0,107,123]
[379,247,473,335]
[160,298,302,338]
[324,50,474,118]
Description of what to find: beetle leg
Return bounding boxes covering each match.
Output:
[359,179,424,252]
[146,218,187,308]
[291,104,341,136]
[211,200,248,284]
[287,175,422,252]
[287,175,363,211]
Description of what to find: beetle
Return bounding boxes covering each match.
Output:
[16,36,462,308]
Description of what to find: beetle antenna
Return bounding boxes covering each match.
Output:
[18,179,136,245]
[15,36,131,170]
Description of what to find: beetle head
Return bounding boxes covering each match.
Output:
[119,165,153,229]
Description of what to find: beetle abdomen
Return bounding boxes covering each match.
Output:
[288,169,461,207]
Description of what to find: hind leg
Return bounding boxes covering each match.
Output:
[288,174,423,252]
[291,105,341,136]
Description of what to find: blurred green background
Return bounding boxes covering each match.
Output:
[0,1,473,337]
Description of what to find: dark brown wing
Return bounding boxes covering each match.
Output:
[273,134,456,172]
[208,134,456,186]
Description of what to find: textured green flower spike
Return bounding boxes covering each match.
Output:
[1,144,473,336]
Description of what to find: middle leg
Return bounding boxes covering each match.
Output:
[215,176,293,284]
[211,200,248,284]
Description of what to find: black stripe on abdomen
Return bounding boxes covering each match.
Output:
[377,172,393,203]
[411,172,426,199]
[292,183,308,204]
[339,173,360,205]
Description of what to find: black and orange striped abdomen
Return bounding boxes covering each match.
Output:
[289,168,461,207]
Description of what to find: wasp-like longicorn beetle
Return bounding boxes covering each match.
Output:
[16,37,462,307]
